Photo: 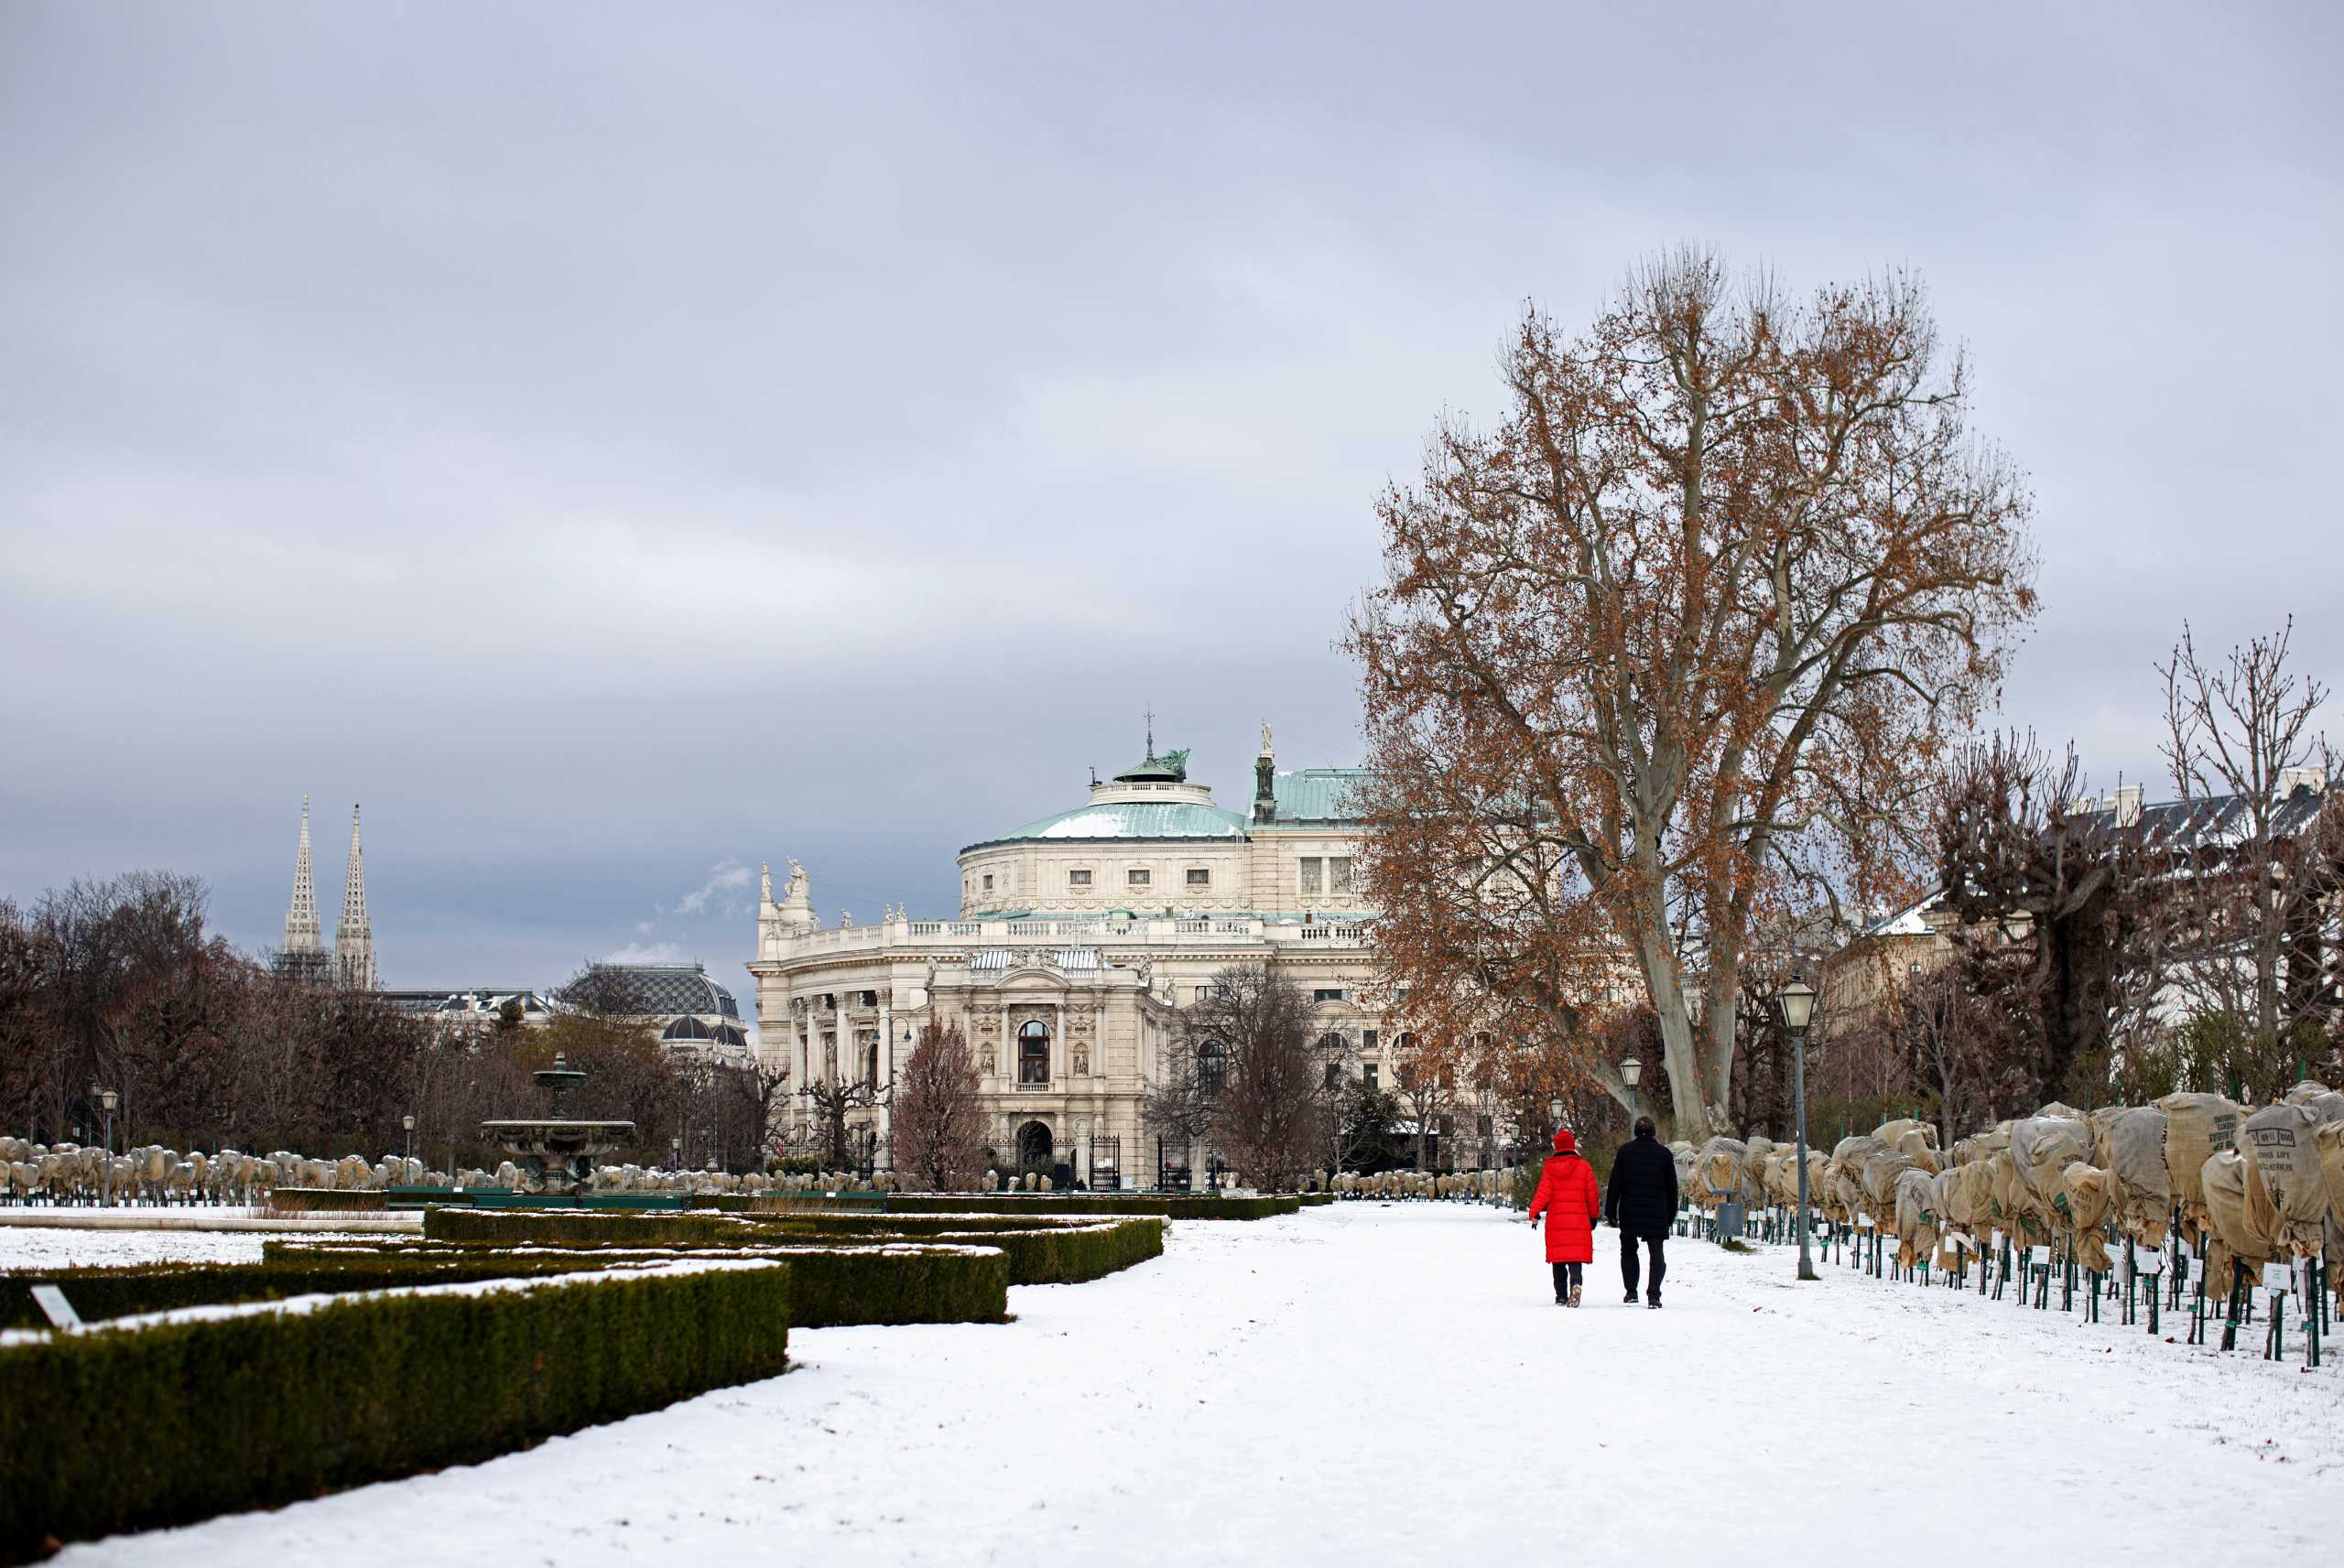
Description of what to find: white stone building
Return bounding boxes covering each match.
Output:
[749,728,1396,1188]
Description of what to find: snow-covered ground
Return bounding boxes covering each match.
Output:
[0,1226,389,1271]
[52,1203,2341,1564]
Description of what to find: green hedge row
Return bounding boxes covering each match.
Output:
[416,1207,1165,1288]
[863,1195,1300,1220]
[930,1218,1163,1285]
[260,1186,388,1213]
[1298,1193,1335,1207]
[264,1241,1010,1329]
[0,1254,603,1330]
[0,1261,789,1562]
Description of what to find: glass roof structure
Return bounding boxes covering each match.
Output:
[567,962,741,1020]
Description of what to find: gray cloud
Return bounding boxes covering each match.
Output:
[3,1,2339,999]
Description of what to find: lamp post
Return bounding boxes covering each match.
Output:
[99,1087,118,1206]
[1621,1055,1643,1127]
[671,1134,683,1173]
[1770,980,1818,1281]
[402,1113,416,1167]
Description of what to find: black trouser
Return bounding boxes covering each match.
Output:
[1550,1260,1582,1300]
[1621,1231,1666,1300]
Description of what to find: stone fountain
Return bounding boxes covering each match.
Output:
[481,1053,635,1195]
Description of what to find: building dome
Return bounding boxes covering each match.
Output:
[968,798,1248,850]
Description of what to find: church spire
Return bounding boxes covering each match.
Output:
[280,795,325,968]
[334,804,378,990]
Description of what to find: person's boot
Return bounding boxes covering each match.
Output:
[1568,1281,1583,1307]
[1622,1290,1637,1303]
[1647,1296,1663,1309]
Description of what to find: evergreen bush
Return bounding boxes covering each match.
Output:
[0,1261,789,1561]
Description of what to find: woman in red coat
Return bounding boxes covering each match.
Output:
[1527,1129,1602,1306]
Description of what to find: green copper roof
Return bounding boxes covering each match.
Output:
[1256,767,1369,826]
[964,799,1249,852]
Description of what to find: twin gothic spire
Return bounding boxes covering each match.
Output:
[278,797,377,989]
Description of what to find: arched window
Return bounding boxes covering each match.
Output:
[1317,1031,1348,1053]
[1018,1021,1050,1086]
[1197,1038,1227,1096]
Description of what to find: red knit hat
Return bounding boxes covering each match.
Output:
[1551,1129,1577,1154]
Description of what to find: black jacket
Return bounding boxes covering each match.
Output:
[1604,1132,1679,1237]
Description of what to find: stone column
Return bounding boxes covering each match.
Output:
[875,996,894,1173]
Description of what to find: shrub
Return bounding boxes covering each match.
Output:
[259,1187,388,1213]
[871,1195,1298,1221]
[251,1239,1010,1328]
[0,1261,788,1560]
[928,1218,1162,1285]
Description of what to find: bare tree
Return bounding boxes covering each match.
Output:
[1390,1032,1457,1172]
[1934,734,2173,1106]
[2159,618,2339,1054]
[890,1021,985,1191]
[1199,967,1329,1191]
[1346,251,2036,1139]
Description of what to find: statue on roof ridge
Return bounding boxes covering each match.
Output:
[1161,747,1189,779]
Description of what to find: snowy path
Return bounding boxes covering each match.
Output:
[59,1203,2340,1565]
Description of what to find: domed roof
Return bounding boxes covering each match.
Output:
[968,798,1248,849]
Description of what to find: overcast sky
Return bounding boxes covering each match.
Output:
[4,2,2339,1011]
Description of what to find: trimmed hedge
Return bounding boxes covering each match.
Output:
[0,1255,612,1330]
[260,1186,388,1213]
[417,1207,1165,1288]
[1299,1193,1335,1207]
[0,1261,788,1562]
[930,1218,1162,1285]
[259,1239,1012,1328]
[845,1195,1301,1221]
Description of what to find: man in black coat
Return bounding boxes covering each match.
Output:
[1604,1116,1678,1308]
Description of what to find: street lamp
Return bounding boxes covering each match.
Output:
[670,1134,683,1172]
[1546,1097,1564,1139]
[402,1113,416,1167]
[1621,1055,1643,1127]
[2002,908,2035,945]
[98,1087,118,1206]
[1770,979,1818,1281]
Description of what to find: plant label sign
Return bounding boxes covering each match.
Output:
[2263,1262,2294,1294]
[29,1285,81,1330]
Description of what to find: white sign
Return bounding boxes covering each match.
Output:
[2130,1243,2164,1275]
[29,1285,81,1330]
[2263,1262,2294,1294]
[1991,1228,2005,1249]
[2030,1246,2052,1269]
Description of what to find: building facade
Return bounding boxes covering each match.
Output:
[749,729,1396,1187]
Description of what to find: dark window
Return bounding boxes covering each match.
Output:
[1198,1039,1227,1096]
[1362,1029,1378,1054]
[1324,1061,1342,1088]
[1313,988,1344,1003]
[1018,1021,1050,1086]
[1186,868,1210,887]
[1362,1062,1379,1091]
[1317,1031,1348,1052]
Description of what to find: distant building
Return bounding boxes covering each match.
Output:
[271,795,333,984]
[563,960,752,1064]
[272,795,375,988]
[749,725,1416,1188]
[381,988,557,1030]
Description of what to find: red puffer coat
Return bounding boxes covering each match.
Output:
[1528,1130,1601,1264]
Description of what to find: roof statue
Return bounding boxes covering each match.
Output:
[777,858,817,935]
[1259,719,1273,757]
[761,862,773,903]
[1161,748,1189,779]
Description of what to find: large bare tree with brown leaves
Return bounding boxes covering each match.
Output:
[1346,251,2036,1139]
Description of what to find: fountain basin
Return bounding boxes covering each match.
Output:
[480,1119,637,1159]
